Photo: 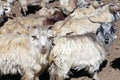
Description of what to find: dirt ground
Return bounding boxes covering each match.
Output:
[0,0,120,80]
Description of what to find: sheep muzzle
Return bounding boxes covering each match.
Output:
[41,47,47,53]
[104,39,109,44]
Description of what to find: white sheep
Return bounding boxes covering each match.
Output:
[0,19,28,35]
[0,16,49,35]
[38,7,65,21]
[0,13,65,35]
[51,4,120,37]
[0,1,8,25]
[70,3,120,20]
[0,1,14,16]
[60,0,89,15]
[7,0,16,5]
[18,0,55,15]
[0,4,6,24]
[0,25,53,80]
[48,22,116,80]
[2,0,55,15]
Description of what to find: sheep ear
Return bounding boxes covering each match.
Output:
[110,26,116,34]
[96,27,101,35]
[31,35,38,40]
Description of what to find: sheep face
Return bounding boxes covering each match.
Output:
[39,34,52,53]
[30,26,53,53]
[0,1,13,20]
[2,3,12,15]
[0,8,4,20]
[0,7,7,24]
[96,22,116,45]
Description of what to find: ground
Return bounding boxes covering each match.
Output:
[0,0,120,80]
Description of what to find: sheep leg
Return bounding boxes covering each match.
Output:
[21,71,34,80]
[49,71,55,80]
[21,6,27,16]
[34,77,39,80]
[49,63,68,80]
[92,71,99,80]
[55,67,69,80]
[49,63,56,80]
[34,65,42,80]
[88,64,100,80]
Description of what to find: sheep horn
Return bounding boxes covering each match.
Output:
[89,1,105,9]
[88,17,104,24]
[109,4,120,12]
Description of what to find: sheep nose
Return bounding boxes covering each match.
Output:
[105,35,110,40]
[106,35,109,38]
[42,45,45,48]
[105,33,110,39]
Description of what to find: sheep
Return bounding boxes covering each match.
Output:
[70,3,120,20]
[0,0,14,17]
[51,4,120,37]
[0,1,15,26]
[48,21,116,80]
[38,7,66,25]
[1,1,13,15]
[6,0,16,5]
[0,25,53,80]
[0,4,6,25]
[60,0,76,15]
[0,16,52,35]
[60,0,89,15]
[0,10,66,35]
[14,14,64,27]
[13,16,48,28]
[18,0,57,16]
[0,1,8,26]
[0,18,29,35]
[2,0,56,16]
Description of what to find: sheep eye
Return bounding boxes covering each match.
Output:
[100,27,104,32]
[48,36,54,41]
[32,36,38,40]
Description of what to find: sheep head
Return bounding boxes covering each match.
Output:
[29,25,53,53]
[88,18,117,46]
[96,22,116,46]
[0,6,7,26]
[109,3,120,12]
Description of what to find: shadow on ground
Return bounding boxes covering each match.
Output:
[0,69,49,80]
[0,60,108,80]
[21,5,40,16]
[110,57,120,70]
[68,60,107,80]
[0,74,21,80]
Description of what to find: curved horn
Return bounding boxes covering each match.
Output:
[109,4,120,12]
[89,1,105,9]
[88,17,104,24]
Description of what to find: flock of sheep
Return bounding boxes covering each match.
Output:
[0,0,120,80]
